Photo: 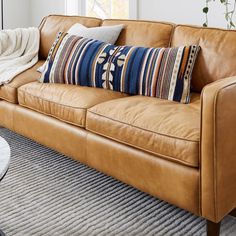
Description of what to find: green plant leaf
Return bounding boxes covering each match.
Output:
[203,7,209,13]
[230,21,235,27]
[225,13,229,20]
[203,0,236,29]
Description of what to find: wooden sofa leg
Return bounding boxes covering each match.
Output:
[229,208,236,217]
[207,220,221,236]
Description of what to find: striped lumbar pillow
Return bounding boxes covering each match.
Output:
[39,32,200,103]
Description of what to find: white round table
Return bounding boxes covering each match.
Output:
[0,137,10,180]
[0,137,10,236]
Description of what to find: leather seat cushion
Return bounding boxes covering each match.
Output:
[0,61,45,104]
[18,82,128,128]
[86,94,201,167]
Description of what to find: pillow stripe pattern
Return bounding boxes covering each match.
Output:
[40,32,200,103]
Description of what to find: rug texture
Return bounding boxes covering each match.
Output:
[0,128,235,236]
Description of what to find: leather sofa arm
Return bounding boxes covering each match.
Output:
[201,76,236,222]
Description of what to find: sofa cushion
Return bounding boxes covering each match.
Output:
[0,61,44,104]
[18,82,128,128]
[39,15,102,59]
[40,32,200,103]
[171,25,236,92]
[86,93,201,167]
[102,19,174,48]
[68,23,124,44]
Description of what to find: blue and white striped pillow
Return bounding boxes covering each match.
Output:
[40,32,200,103]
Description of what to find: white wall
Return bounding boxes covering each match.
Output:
[7,0,234,29]
[2,0,30,29]
[138,0,227,29]
[29,0,65,27]
[139,0,202,25]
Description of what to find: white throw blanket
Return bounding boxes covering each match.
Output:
[0,27,40,85]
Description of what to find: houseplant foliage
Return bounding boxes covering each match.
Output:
[203,0,236,29]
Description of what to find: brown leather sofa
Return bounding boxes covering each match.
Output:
[1,15,236,236]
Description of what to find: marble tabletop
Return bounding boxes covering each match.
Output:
[0,137,10,180]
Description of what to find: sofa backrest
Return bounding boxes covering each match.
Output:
[39,15,236,93]
[102,19,174,48]
[39,16,174,59]
[171,25,236,92]
[39,15,102,59]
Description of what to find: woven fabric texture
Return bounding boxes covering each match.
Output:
[0,128,235,236]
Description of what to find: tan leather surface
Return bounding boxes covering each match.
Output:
[39,15,102,59]
[0,100,200,216]
[87,93,201,167]
[18,82,128,128]
[201,76,236,222]
[0,101,87,161]
[171,25,236,92]
[86,133,200,215]
[102,19,174,48]
[0,101,15,129]
[0,61,44,104]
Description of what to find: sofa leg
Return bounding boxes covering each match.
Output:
[207,220,221,236]
[229,208,236,217]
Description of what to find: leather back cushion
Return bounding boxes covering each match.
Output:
[171,25,236,92]
[39,15,102,59]
[102,19,174,48]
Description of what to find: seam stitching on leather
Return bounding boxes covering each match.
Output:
[48,14,102,22]
[213,81,236,221]
[1,84,16,89]
[200,79,236,221]
[86,125,198,168]
[86,111,200,167]
[169,24,176,47]
[88,110,199,143]
[18,101,85,129]
[0,95,17,104]
[102,19,175,27]
[175,24,236,33]
[199,89,205,217]
[19,89,88,110]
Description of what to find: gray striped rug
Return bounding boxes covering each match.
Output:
[0,128,235,236]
